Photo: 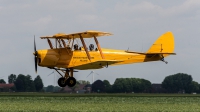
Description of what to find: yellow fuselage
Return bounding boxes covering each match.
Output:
[37,48,161,70]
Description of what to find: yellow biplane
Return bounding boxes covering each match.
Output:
[33,30,176,87]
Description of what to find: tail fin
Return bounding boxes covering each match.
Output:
[146,31,175,57]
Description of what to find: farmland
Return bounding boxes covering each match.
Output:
[0,93,200,111]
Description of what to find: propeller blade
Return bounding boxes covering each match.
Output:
[35,56,37,73]
[34,35,38,73]
[34,35,36,52]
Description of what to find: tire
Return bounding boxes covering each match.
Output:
[57,77,67,87]
[66,77,76,87]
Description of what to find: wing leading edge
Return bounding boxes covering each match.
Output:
[41,30,112,39]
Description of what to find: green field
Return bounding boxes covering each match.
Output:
[0,93,200,112]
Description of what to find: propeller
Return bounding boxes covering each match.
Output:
[34,36,38,73]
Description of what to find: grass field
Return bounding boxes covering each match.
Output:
[0,93,200,111]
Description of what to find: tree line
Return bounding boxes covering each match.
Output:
[92,78,151,93]
[0,73,200,93]
[0,74,44,92]
[92,73,200,93]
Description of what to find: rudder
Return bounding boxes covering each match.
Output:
[146,32,175,57]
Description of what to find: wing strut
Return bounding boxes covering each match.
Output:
[61,39,67,48]
[80,35,91,61]
[55,39,57,49]
[47,39,53,49]
[94,36,105,59]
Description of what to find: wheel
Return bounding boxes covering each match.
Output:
[57,77,67,87]
[66,77,76,87]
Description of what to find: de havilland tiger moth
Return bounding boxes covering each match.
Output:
[33,30,176,87]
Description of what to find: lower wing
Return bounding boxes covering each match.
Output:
[73,60,122,70]
[126,51,176,55]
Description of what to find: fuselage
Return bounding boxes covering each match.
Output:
[36,48,161,70]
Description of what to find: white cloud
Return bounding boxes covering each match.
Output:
[23,15,52,27]
[78,14,98,21]
[163,0,200,16]
[37,0,96,12]
[106,0,200,19]
[114,1,162,14]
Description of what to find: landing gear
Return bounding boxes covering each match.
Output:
[58,77,67,87]
[67,77,76,87]
[54,68,77,87]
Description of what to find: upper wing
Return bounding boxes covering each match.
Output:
[73,60,122,70]
[41,30,112,39]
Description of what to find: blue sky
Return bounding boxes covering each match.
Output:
[0,0,200,86]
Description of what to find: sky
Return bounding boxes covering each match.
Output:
[0,0,200,86]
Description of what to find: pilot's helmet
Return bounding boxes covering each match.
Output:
[89,44,94,51]
[74,44,78,50]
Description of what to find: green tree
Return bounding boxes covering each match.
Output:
[92,80,105,93]
[188,81,199,93]
[113,78,133,93]
[25,75,35,92]
[197,84,200,93]
[162,73,193,93]
[14,74,35,92]
[14,74,26,92]
[112,78,124,93]
[131,78,145,93]
[53,86,61,92]
[0,79,6,84]
[140,79,151,92]
[103,80,112,93]
[8,74,16,84]
[34,75,44,92]
[125,78,133,92]
[46,85,54,92]
[113,78,151,93]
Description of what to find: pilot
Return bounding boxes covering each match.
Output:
[89,44,94,51]
[74,44,78,50]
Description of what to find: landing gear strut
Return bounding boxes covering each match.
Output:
[55,68,77,87]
